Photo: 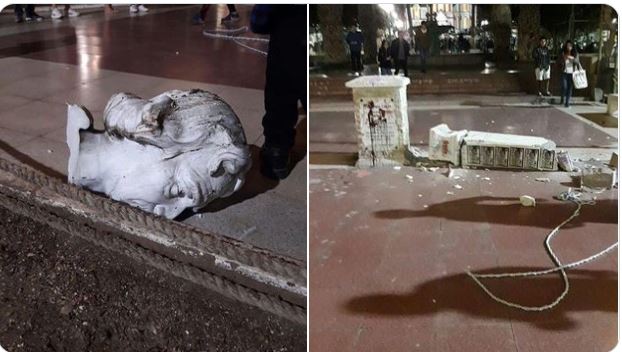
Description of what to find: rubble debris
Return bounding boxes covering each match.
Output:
[393,166,402,170]
[535,177,551,183]
[609,152,618,168]
[581,167,616,189]
[454,184,463,190]
[557,151,575,172]
[482,177,491,181]
[519,195,536,207]
[446,191,455,195]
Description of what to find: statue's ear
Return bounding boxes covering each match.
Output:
[210,158,239,177]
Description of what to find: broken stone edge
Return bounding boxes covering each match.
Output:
[0,157,306,324]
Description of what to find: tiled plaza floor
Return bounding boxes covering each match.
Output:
[0,5,306,260]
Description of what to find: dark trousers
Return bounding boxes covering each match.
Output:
[419,48,429,72]
[561,73,573,106]
[14,5,35,18]
[199,4,237,20]
[350,51,362,72]
[394,59,408,77]
[262,7,306,150]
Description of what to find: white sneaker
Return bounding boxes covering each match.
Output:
[129,5,138,13]
[138,5,149,12]
[67,8,80,17]
[51,8,63,19]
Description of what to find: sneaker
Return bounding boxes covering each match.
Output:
[129,5,138,13]
[138,5,149,12]
[191,13,204,25]
[50,8,63,19]
[545,91,552,96]
[67,8,80,17]
[221,12,239,23]
[260,145,290,180]
[25,13,43,22]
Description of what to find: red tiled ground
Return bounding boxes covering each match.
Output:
[309,167,617,351]
[309,107,617,150]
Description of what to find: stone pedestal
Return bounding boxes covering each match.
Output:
[608,93,618,118]
[345,76,411,167]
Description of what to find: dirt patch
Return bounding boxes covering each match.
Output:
[0,207,305,351]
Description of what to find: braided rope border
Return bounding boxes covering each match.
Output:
[0,157,306,323]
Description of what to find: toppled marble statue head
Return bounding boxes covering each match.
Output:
[67,89,251,219]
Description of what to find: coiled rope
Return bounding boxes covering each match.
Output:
[467,189,618,311]
[202,26,269,56]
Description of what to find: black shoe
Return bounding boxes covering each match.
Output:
[25,13,43,22]
[260,145,290,180]
[15,15,24,23]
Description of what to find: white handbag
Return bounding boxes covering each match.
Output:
[573,69,588,89]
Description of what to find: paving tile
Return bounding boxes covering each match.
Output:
[0,100,67,136]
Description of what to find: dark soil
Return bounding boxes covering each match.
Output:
[0,207,305,352]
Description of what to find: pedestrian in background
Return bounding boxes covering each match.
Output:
[532,36,552,97]
[377,39,392,75]
[345,25,364,75]
[390,30,410,77]
[416,22,430,73]
[558,40,580,108]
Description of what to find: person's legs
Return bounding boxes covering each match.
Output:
[14,5,24,22]
[222,4,239,22]
[350,52,357,72]
[356,52,363,72]
[260,5,305,179]
[564,74,573,107]
[401,60,409,77]
[420,48,427,73]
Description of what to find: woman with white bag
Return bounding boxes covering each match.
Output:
[558,40,582,108]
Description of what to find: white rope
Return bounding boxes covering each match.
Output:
[467,189,618,311]
[202,26,269,56]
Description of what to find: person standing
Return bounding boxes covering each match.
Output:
[532,36,552,97]
[51,5,80,19]
[390,31,410,77]
[251,5,306,180]
[129,4,149,13]
[558,40,580,108]
[14,5,43,23]
[377,39,392,75]
[345,25,364,75]
[416,22,431,73]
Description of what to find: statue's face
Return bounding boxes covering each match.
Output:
[68,90,250,219]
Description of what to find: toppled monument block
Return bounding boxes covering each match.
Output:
[580,160,617,189]
[345,76,413,167]
[67,89,252,219]
[429,124,557,171]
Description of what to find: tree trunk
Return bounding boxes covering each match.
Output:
[357,4,387,65]
[517,5,540,62]
[490,5,513,66]
[318,5,345,64]
[596,4,618,94]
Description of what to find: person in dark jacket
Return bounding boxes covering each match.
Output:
[390,31,411,77]
[377,39,392,75]
[557,40,581,108]
[346,25,364,74]
[251,5,306,179]
[415,22,431,73]
[532,36,552,97]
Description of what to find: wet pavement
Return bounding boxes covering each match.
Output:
[0,5,306,260]
[309,166,617,352]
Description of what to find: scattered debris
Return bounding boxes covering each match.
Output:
[405,175,413,180]
[452,176,461,180]
[446,191,455,195]
[454,184,463,190]
[609,152,618,168]
[47,149,53,153]
[423,204,428,208]
[535,177,551,183]
[417,194,423,198]
[334,191,347,197]
[557,151,575,172]
[393,166,402,171]
[582,167,616,189]
[519,195,536,207]
[483,177,491,181]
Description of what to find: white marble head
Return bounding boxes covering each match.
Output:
[67,89,251,219]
